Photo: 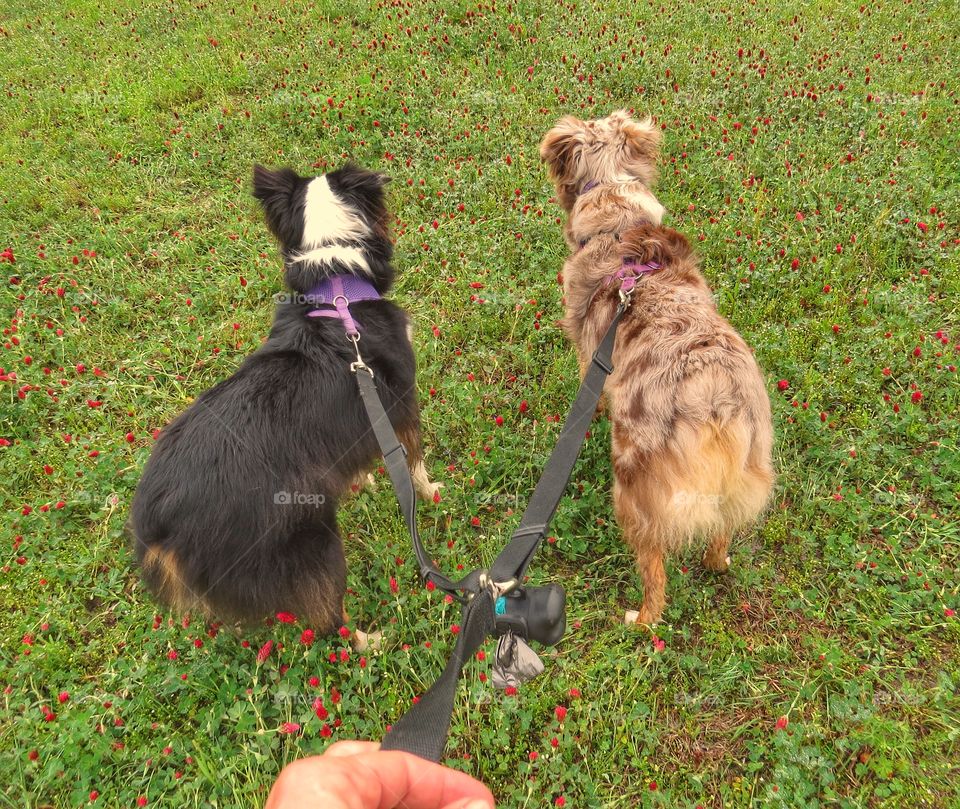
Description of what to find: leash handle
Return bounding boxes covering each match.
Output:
[380,591,495,761]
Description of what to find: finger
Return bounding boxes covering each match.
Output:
[323,740,381,759]
[264,756,341,809]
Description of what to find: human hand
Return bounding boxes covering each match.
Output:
[264,740,495,809]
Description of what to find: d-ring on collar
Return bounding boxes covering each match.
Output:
[305,275,381,338]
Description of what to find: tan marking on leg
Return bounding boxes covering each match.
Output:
[348,470,377,494]
[411,458,442,501]
[397,425,442,501]
[141,545,195,613]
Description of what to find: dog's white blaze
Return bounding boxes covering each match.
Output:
[289,245,371,274]
[301,176,368,248]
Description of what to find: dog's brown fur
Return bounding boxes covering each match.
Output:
[541,111,774,626]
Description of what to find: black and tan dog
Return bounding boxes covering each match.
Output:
[131,162,439,633]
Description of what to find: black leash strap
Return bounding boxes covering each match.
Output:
[491,300,629,585]
[350,296,631,761]
[353,358,461,595]
[380,591,494,761]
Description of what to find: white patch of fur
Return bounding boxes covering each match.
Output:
[405,321,414,345]
[352,629,383,652]
[301,176,368,248]
[411,460,442,502]
[289,245,371,275]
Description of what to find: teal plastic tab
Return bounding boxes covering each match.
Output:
[495,596,506,615]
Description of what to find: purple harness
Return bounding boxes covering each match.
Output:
[305,275,381,338]
[604,260,662,293]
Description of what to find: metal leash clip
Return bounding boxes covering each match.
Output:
[473,571,518,601]
[349,334,373,377]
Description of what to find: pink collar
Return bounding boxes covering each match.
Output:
[604,260,661,293]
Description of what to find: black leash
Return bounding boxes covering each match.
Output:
[352,347,461,596]
[350,290,633,762]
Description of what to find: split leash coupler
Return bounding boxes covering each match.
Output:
[461,568,567,649]
[349,293,633,762]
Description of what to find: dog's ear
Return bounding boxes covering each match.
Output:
[332,162,391,195]
[252,165,303,244]
[621,225,692,267]
[540,116,586,184]
[252,164,299,203]
[620,114,661,187]
[327,162,391,230]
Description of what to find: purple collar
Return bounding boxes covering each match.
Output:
[579,179,600,196]
[604,260,661,293]
[305,275,380,338]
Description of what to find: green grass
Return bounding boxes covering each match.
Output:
[2,0,959,806]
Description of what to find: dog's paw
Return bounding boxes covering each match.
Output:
[352,629,383,653]
[624,608,661,628]
[417,480,444,503]
[349,473,377,495]
[702,552,731,573]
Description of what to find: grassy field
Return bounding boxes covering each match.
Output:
[2,0,959,805]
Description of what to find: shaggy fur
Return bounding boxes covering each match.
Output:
[541,111,774,626]
[130,162,439,633]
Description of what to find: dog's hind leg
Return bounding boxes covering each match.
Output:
[614,475,667,627]
[634,541,667,626]
[139,544,197,614]
[411,458,442,501]
[703,534,731,572]
[397,425,443,502]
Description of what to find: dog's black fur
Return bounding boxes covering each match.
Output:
[130,162,426,633]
